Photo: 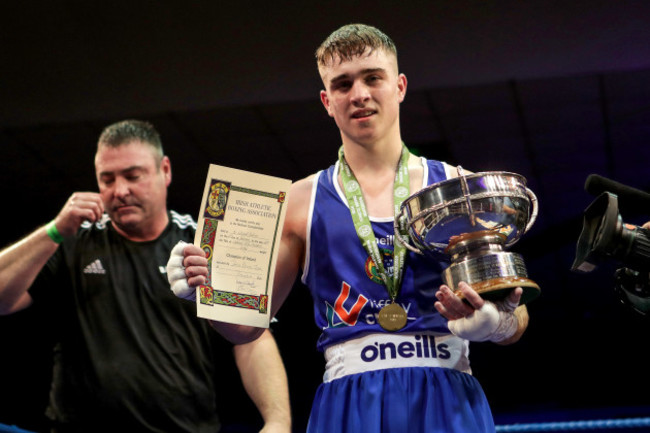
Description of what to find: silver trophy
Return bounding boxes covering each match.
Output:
[395,167,540,304]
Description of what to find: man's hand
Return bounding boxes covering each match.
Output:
[167,241,208,300]
[54,192,105,237]
[435,282,522,343]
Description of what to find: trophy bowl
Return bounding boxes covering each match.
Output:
[395,168,540,305]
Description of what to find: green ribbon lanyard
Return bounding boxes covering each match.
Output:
[337,144,411,303]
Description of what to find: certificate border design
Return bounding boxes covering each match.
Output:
[198,181,285,315]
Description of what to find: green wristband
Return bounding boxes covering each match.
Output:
[46,220,64,244]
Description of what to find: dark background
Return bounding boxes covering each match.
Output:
[2,1,650,431]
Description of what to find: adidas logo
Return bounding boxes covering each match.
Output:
[83,259,106,275]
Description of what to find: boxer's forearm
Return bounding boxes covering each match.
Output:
[234,329,291,432]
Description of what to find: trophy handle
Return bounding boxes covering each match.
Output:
[524,187,538,234]
[503,186,538,248]
[394,212,424,254]
[457,165,477,227]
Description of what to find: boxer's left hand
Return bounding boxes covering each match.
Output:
[167,241,208,301]
[435,282,521,342]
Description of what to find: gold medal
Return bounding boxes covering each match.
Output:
[378,302,408,331]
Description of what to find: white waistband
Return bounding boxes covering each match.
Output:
[323,332,471,383]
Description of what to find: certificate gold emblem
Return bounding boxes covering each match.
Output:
[205,181,230,219]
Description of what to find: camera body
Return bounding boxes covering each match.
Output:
[572,191,650,314]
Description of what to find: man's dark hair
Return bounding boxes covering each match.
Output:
[98,119,164,163]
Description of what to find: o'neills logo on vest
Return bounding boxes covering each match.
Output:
[359,334,450,363]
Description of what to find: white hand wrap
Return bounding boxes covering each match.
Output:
[447,297,519,343]
[167,241,196,301]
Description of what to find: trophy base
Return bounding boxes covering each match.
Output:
[442,242,541,305]
[456,276,541,305]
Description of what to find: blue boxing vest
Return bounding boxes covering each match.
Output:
[302,157,455,352]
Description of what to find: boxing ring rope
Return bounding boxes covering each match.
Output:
[0,425,33,433]
[495,417,650,432]
[4,417,650,432]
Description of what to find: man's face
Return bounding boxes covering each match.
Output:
[95,140,171,235]
[319,48,407,145]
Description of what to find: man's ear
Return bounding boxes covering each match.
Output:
[397,73,408,103]
[161,156,172,187]
[320,90,334,117]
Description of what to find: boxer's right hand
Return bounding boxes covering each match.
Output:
[54,192,104,237]
[167,241,208,301]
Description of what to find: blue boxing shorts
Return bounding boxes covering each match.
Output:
[307,333,495,433]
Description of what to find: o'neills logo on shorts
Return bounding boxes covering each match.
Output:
[360,334,450,362]
[323,333,470,382]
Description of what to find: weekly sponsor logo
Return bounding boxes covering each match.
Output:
[364,299,413,326]
[324,281,416,329]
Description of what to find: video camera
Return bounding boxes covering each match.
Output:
[572,174,650,315]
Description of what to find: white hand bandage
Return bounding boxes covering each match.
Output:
[167,241,196,301]
[447,297,519,343]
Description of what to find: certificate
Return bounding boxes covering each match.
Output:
[194,164,291,328]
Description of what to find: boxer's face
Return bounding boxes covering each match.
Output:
[95,140,171,237]
[319,47,406,146]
